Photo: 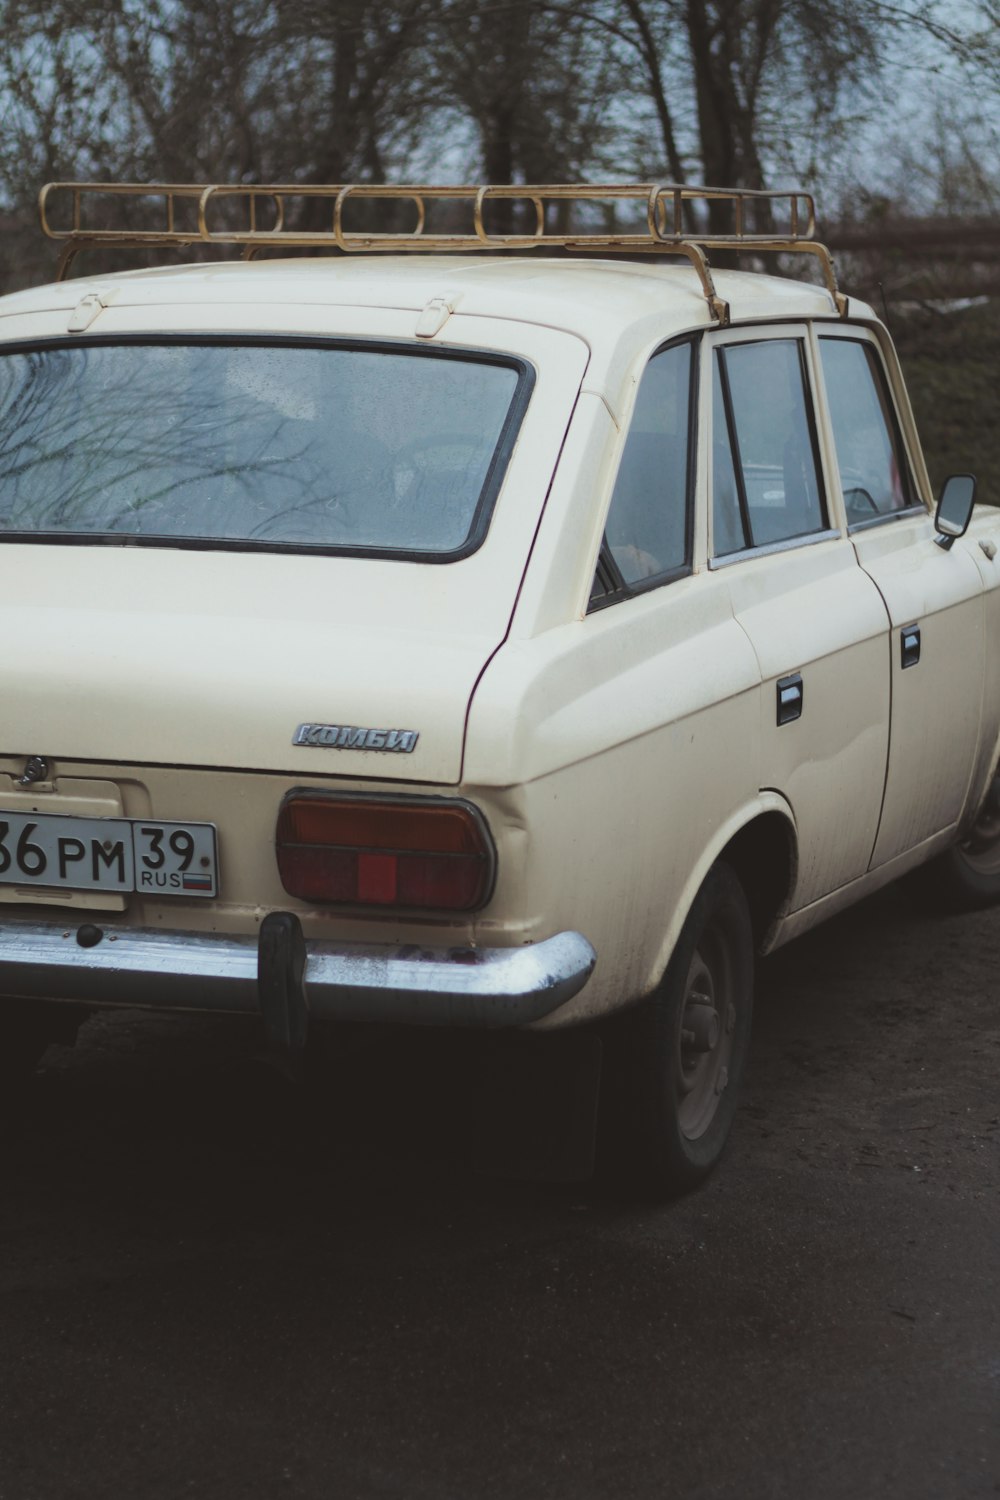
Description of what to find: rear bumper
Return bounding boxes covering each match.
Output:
[0,917,596,1029]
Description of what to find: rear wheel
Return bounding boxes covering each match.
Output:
[602,861,754,1198]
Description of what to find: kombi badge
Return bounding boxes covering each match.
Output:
[293,723,419,753]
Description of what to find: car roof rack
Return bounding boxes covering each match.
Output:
[38,180,848,326]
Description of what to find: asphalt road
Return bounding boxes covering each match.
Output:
[1,883,998,1500]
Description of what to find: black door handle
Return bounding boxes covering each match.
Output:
[777,673,803,725]
[901,624,921,669]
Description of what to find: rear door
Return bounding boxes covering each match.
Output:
[707,324,891,909]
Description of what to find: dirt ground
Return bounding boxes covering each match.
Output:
[0,881,997,1500]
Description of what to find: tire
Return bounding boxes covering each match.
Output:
[601,861,754,1199]
[912,766,1000,911]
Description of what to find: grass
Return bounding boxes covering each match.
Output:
[889,297,1000,506]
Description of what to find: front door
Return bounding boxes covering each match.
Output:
[815,329,986,869]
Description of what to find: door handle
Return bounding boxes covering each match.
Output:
[777,673,803,725]
[901,624,921,669]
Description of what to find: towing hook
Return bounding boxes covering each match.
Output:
[16,755,49,787]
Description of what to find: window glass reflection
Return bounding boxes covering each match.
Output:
[819,338,912,524]
[0,343,521,553]
[604,342,691,586]
[721,339,825,547]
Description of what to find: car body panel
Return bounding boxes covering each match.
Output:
[464,571,764,1021]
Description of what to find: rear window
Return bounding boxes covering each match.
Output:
[0,338,529,557]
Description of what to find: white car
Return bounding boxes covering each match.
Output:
[1,181,997,1195]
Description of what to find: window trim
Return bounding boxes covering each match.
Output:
[587,332,699,613]
[711,333,829,560]
[714,347,753,551]
[708,527,841,570]
[815,331,924,534]
[0,332,535,563]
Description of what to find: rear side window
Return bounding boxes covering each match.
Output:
[712,338,826,556]
[819,337,915,525]
[0,338,529,558]
[590,340,693,606]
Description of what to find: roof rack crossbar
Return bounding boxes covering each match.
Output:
[38,180,844,320]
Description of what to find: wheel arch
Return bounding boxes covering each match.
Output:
[647,794,798,992]
[717,808,798,952]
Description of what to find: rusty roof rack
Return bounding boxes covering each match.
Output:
[38,180,847,325]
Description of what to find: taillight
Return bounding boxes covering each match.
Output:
[275,794,495,912]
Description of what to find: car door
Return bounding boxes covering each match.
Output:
[814,328,986,868]
[707,325,892,910]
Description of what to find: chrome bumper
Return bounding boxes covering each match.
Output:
[0,917,596,1029]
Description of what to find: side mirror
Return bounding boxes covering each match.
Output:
[934,474,976,550]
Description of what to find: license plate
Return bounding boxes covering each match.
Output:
[0,811,218,898]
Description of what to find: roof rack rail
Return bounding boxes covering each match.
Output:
[38,180,848,325]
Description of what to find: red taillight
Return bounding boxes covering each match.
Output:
[275,795,494,912]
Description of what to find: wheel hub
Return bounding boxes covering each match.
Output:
[682,995,720,1053]
[676,946,736,1139]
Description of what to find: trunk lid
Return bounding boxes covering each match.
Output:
[4,543,511,785]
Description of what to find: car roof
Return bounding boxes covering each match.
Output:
[0,254,875,359]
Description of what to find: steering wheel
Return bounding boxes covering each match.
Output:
[841,473,881,522]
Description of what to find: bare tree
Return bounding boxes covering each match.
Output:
[419,0,625,238]
[0,0,998,288]
[0,0,442,278]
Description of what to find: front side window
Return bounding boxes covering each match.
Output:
[819,337,914,525]
[713,338,826,556]
[591,340,693,606]
[0,339,528,557]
